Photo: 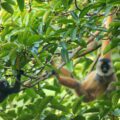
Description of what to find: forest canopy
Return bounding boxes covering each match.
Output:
[0,0,120,119]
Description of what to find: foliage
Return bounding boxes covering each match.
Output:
[0,0,120,119]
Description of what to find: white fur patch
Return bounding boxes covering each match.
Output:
[96,61,114,76]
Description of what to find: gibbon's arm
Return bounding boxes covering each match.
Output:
[57,76,79,89]
[52,61,89,99]
[53,67,79,89]
[54,72,90,101]
[59,68,72,77]
[101,15,112,59]
[101,15,118,91]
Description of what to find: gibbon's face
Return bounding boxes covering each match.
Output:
[96,58,114,76]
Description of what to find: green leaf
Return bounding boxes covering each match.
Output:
[25,89,38,98]
[66,61,73,72]
[112,109,120,117]
[73,115,85,120]
[51,102,68,113]
[72,97,83,114]
[79,3,103,18]
[70,11,78,20]
[44,85,60,92]
[104,5,112,16]
[44,114,58,120]
[114,62,120,70]
[57,17,74,24]
[5,0,16,5]
[60,41,67,50]
[60,42,70,63]
[5,109,16,118]
[1,43,17,50]
[112,93,120,106]
[79,4,93,18]
[106,0,120,5]
[61,49,69,63]
[71,28,77,40]
[35,0,42,3]
[78,39,87,47]
[86,113,99,120]
[39,96,53,115]
[9,47,18,65]
[27,35,40,46]
[103,38,120,54]
[51,98,69,113]
[43,10,51,24]
[68,0,73,5]
[17,0,24,11]
[1,2,14,14]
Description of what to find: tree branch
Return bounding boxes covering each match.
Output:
[76,44,101,58]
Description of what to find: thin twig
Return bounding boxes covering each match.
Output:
[74,44,101,66]
[89,53,101,73]
[23,73,37,79]
[59,90,71,103]
[74,0,81,11]
[76,44,101,58]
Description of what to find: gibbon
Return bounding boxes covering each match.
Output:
[53,15,117,102]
